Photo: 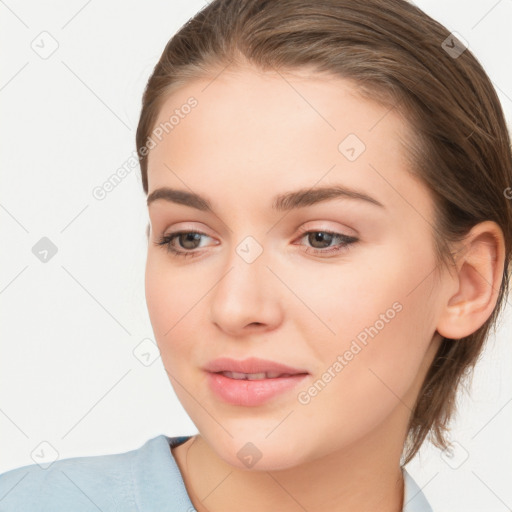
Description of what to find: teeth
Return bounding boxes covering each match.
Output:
[245,372,267,380]
[220,371,288,380]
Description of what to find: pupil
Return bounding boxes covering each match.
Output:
[181,232,201,249]
[309,231,332,248]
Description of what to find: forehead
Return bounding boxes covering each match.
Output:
[146,66,429,219]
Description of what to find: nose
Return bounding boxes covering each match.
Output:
[208,248,285,336]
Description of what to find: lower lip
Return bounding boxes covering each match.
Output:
[206,371,309,407]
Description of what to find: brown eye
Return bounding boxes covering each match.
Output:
[155,230,213,258]
[295,228,359,257]
[307,231,334,249]
[177,232,203,250]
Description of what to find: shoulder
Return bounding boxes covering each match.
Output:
[0,434,186,512]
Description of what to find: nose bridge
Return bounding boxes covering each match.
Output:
[208,230,283,330]
[219,233,269,298]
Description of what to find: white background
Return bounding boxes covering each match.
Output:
[1,1,511,510]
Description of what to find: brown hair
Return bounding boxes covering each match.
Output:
[136,0,512,465]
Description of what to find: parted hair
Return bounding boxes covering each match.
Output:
[136,0,512,465]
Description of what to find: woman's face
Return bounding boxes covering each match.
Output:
[145,66,446,470]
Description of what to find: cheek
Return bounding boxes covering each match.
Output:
[292,244,438,413]
[293,236,437,352]
[144,258,169,338]
[144,255,199,357]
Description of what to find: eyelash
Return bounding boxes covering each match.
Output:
[154,226,358,259]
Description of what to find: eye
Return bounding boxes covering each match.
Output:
[294,226,358,257]
[154,227,359,259]
[154,230,214,259]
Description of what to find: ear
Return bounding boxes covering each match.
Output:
[146,222,150,241]
[436,221,506,340]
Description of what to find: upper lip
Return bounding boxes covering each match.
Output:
[204,357,309,375]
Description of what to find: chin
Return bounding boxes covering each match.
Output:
[212,434,309,472]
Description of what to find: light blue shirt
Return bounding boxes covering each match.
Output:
[0,434,432,511]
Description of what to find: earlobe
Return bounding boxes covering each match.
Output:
[435,221,505,340]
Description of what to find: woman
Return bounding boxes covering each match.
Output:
[1,0,510,510]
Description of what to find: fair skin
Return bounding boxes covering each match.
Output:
[144,64,505,512]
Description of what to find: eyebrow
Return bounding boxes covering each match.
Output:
[146,185,385,212]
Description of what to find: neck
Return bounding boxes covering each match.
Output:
[173,406,408,512]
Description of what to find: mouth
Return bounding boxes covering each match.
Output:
[204,357,310,406]
[203,356,309,376]
[215,371,305,380]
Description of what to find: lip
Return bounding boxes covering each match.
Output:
[204,357,310,407]
[203,357,309,375]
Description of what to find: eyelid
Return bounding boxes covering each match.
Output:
[156,221,360,260]
[160,222,215,237]
[295,221,358,238]
[159,220,357,242]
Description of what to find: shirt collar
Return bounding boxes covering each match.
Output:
[132,435,433,512]
[402,467,433,511]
